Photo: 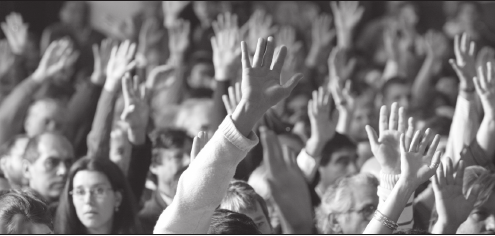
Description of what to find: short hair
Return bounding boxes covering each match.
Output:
[150,128,192,166]
[208,209,261,234]
[381,77,410,98]
[462,166,495,207]
[316,173,378,234]
[320,133,357,167]
[0,189,53,234]
[220,180,270,223]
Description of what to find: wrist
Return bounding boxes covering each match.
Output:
[214,67,234,81]
[232,99,265,137]
[128,127,147,145]
[104,78,120,92]
[305,137,326,157]
[30,70,46,83]
[395,178,419,195]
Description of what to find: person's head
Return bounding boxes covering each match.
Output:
[457,166,495,234]
[0,135,29,188]
[456,2,482,26]
[24,98,66,137]
[109,121,132,174]
[22,132,74,203]
[193,1,220,25]
[318,133,359,188]
[55,156,141,234]
[174,98,214,137]
[59,1,90,28]
[397,2,419,27]
[208,209,261,234]
[381,77,411,113]
[220,180,272,234]
[188,54,215,90]
[0,189,53,234]
[349,95,376,142]
[150,128,192,194]
[317,173,379,234]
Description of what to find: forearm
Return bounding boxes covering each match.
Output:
[272,196,313,234]
[377,172,414,230]
[475,114,495,160]
[153,116,258,234]
[336,110,352,135]
[364,180,415,234]
[126,136,152,202]
[86,89,117,158]
[411,56,435,109]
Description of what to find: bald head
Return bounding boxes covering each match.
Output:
[24,99,66,137]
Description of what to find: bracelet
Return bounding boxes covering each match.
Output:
[373,210,398,231]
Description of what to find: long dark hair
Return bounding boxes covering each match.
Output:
[54,156,142,234]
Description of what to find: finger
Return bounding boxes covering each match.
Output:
[409,130,422,153]
[365,125,379,148]
[122,73,133,104]
[478,65,489,90]
[389,102,398,130]
[241,41,252,69]
[271,45,287,74]
[449,58,462,76]
[473,76,485,95]
[455,160,465,186]
[437,162,446,186]
[399,133,407,154]
[460,33,467,54]
[488,62,493,84]
[379,105,388,134]
[427,134,440,157]
[418,128,433,155]
[453,35,461,60]
[228,86,237,109]
[445,158,455,185]
[252,38,266,68]
[430,151,442,172]
[318,87,325,105]
[469,41,476,57]
[222,95,233,114]
[398,107,406,133]
[432,168,440,192]
[235,82,242,103]
[262,36,275,68]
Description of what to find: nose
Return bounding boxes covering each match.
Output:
[83,190,93,203]
[485,215,495,232]
[56,162,68,177]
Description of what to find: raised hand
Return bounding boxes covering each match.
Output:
[240,37,302,113]
[137,18,164,67]
[211,12,241,81]
[167,19,190,64]
[105,40,136,91]
[32,39,79,82]
[331,80,356,116]
[276,26,302,56]
[308,87,335,143]
[328,47,356,87]
[306,14,335,67]
[121,74,150,144]
[242,10,278,52]
[449,33,477,91]
[0,40,14,77]
[365,103,416,175]
[222,82,242,115]
[423,30,448,60]
[432,159,479,230]
[399,128,441,187]
[474,62,495,118]
[1,12,28,55]
[190,131,208,163]
[162,1,190,27]
[331,1,364,49]
[91,38,116,85]
[102,16,136,41]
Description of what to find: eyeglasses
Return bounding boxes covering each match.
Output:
[346,204,377,220]
[70,187,114,200]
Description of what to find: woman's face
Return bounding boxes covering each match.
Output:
[72,170,122,233]
[335,183,378,234]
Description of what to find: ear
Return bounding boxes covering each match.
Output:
[114,191,123,207]
[22,159,32,181]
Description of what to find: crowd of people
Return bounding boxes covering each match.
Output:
[0,1,494,234]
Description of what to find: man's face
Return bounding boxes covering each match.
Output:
[241,202,272,234]
[151,147,190,193]
[457,193,495,234]
[336,183,378,234]
[320,148,359,186]
[0,215,52,234]
[349,107,374,141]
[0,137,29,187]
[188,63,215,90]
[25,101,66,137]
[384,84,411,113]
[25,134,74,202]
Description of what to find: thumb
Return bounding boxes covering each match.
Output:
[282,73,303,95]
[365,125,379,147]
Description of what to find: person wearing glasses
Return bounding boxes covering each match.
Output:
[316,173,379,234]
[54,156,142,234]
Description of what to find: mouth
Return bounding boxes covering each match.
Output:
[84,210,98,216]
[51,182,65,189]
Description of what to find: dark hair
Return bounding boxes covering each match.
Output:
[0,189,53,233]
[320,133,357,167]
[380,77,410,99]
[220,180,270,224]
[54,156,142,234]
[456,1,483,17]
[150,128,192,166]
[208,209,261,234]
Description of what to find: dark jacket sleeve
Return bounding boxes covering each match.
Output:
[0,77,41,145]
[86,89,117,159]
[64,80,103,156]
[127,136,152,201]
[210,80,230,132]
